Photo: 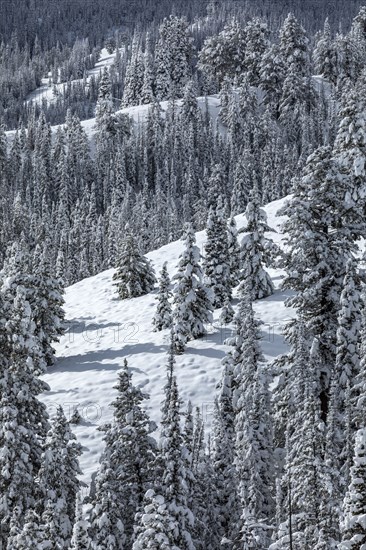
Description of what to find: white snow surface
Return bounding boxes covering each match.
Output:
[41,196,295,485]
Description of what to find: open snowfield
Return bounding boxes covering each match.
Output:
[41,197,295,485]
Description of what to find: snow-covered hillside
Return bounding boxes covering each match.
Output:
[41,196,295,485]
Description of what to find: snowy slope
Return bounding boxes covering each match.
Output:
[25,47,123,107]
[41,196,295,485]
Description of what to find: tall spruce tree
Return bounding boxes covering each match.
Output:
[113,232,156,299]
[238,185,275,300]
[172,223,213,353]
[134,345,195,549]
[38,406,82,549]
[0,288,49,546]
[203,204,232,308]
[90,359,156,548]
[340,428,366,549]
[153,261,173,331]
[232,293,274,548]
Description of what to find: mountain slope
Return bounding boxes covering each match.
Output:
[41,196,295,484]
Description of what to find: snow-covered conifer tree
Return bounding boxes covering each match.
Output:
[172,223,213,353]
[70,494,92,550]
[203,205,232,308]
[153,261,172,331]
[227,216,241,288]
[38,406,82,548]
[314,18,338,84]
[9,509,48,550]
[279,145,358,415]
[339,428,366,549]
[0,288,49,545]
[134,345,194,548]
[220,297,235,325]
[238,185,275,300]
[90,359,156,547]
[33,240,65,366]
[232,292,274,547]
[113,232,156,299]
[212,363,239,543]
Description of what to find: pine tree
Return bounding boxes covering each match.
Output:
[141,32,155,105]
[238,185,275,300]
[38,406,82,549]
[113,232,156,299]
[33,240,65,366]
[203,204,232,308]
[325,257,363,498]
[189,408,220,549]
[158,346,195,548]
[340,428,366,549]
[90,359,156,548]
[227,216,241,288]
[335,258,362,419]
[220,297,234,325]
[259,43,285,117]
[132,489,177,550]
[212,362,239,543]
[279,12,310,77]
[243,17,270,87]
[10,509,49,550]
[0,287,49,546]
[273,332,324,549]
[155,16,192,100]
[70,494,92,550]
[198,19,246,85]
[333,80,366,235]
[153,262,172,331]
[313,18,338,84]
[279,145,358,415]
[232,292,274,547]
[172,223,213,353]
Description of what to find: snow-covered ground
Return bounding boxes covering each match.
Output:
[25,47,122,107]
[41,196,295,485]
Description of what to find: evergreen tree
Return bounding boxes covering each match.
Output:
[0,287,49,545]
[333,80,366,234]
[153,262,172,331]
[212,362,238,543]
[259,43,285,117]
[279,12,310,77]
[232,293,274,547]
[33,240,66,366]
[220,297,234,325]
[238,185,275,300]
[155,16,192,100]
[273,332,324,549]
[279,145,359,416]
[335,258,362,420]
[198,19,246,85]
[172,223,213,353]
[340,428,366,549]
[134,345,194,548]
[313,18,338,84]
[38,406,82,549]
[70,494,91,550]
[113,232,156,299]
[10,509,49,550]
[227,216,241,288]
[203,204,232,308]
[132,489,178,550]
[243,17,270,87]
[90,359,156,548]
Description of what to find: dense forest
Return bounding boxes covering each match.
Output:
[2,0,366,548]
